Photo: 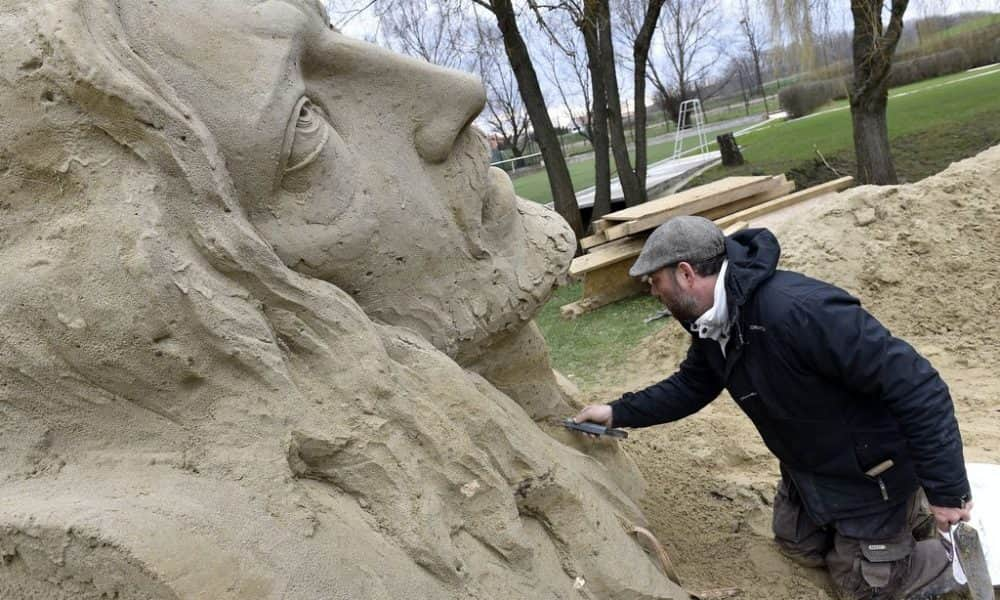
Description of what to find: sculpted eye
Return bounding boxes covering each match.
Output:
[282,97,330,175]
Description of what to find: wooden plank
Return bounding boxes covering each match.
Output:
[697,178,795,221]
[580,231,608,251]
[722,221,749,236]
[600,176,774,222]
[602,176,781,242]
[592,218,611,233]
[582,259,645,299]
[569,236,646,277]
[714,176,854,228]
[561,260,646,319]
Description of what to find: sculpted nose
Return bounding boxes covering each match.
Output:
[314,34,486,163]
[412,68,486,163]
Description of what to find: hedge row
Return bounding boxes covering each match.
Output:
[779,27,1000,118]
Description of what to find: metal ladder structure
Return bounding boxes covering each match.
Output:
[672,99,709,160]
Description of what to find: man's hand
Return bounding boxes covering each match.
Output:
[573,404,613,428]
[931,500,974,532]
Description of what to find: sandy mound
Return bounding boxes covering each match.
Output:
[590,144,1000,598]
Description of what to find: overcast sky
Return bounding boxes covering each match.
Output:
[336,1,999,40]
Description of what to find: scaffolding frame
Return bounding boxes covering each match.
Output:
[672,99,709,160]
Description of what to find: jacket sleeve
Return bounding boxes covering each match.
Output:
[609,340,724,428]
[783,289,971,508]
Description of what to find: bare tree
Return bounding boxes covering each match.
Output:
[589,1,645,207]
[737,0,769,117]
[848,0,909,184]
[474,22,532,164]
[537,25,594,143]
[529,0,616,219]
[766,0,910,184]
[617,0,669,201]
[652,0,720,119]
[531,0,666,209]
[379,0,472,69]
[472,0,586,239]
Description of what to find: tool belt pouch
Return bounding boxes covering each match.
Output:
[859,537,915,588]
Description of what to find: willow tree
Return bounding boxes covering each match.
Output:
[769,0,909,184]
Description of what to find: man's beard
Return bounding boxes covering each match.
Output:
[665,292,703,323]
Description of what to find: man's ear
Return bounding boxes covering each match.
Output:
[675,262,696,287]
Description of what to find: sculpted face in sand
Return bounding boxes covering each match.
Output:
[0,2,679,599]
[122,0,574,360]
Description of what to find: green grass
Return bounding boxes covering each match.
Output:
[690,64,1000,186]
[516,65,1000,204]
[535,282,668,387]
[706,99,776,124]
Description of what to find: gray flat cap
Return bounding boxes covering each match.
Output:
[629,216,725,277]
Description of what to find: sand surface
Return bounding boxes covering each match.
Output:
[579,144,1000,599]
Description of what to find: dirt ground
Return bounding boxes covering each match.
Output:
[580,145,1000,599]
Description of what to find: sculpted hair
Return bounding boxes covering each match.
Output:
[0,0,379,420]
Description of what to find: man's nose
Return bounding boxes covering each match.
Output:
[314,34,486,164]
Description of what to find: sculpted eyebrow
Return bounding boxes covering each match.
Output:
[268,0,329,26]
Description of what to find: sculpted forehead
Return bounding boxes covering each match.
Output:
[119,0,316,95]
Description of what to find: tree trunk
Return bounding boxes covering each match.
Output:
[632,0,667,206]
[850,95,896,183]
[752,55,769,117]
[849,0,909,185]
[590,85,612,222]
[716,133,744,166]
[487,0,585,240]
[580,5,611,222]
[594,0,644,207]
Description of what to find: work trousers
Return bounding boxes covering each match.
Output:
[771,478,956,600]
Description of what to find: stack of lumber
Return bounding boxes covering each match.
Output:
[561,174,854,319]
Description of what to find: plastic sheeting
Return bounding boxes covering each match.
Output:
[967,462,1000,585]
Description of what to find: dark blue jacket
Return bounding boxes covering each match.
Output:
[611,228,970,527]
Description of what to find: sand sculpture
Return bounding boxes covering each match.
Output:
[0,1,687,597]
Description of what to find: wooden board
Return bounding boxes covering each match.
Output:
[561,260,646,319]
[600,176,774,222]
[696,179,795,221]
[601,176,781,242]
[569,236,646,277]
[714,176,854,228]
[580,231,608,251]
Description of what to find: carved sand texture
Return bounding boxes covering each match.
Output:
[0,1,685,598]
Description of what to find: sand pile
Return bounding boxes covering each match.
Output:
[592,143,1000,598]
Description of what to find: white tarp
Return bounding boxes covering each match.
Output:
[966,462,1000,585]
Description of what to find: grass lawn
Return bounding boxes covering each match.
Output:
[535,282,668,387]
[515,65,1000,204]
[690,64,1000,188]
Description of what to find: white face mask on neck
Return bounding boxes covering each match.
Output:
[691,260,731,352]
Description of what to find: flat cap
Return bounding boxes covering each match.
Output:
[629,216,725,277]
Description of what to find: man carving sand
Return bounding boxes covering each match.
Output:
[575,216,973,599]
